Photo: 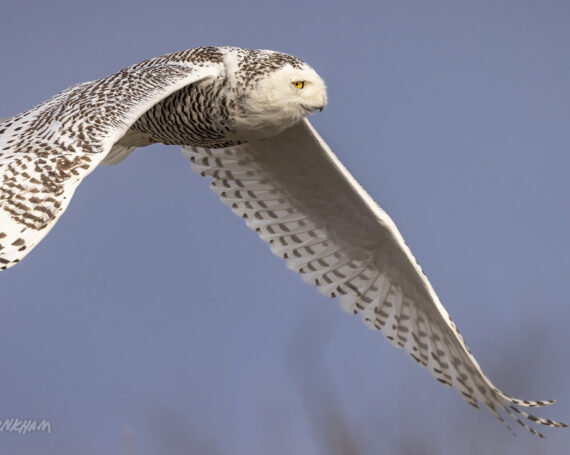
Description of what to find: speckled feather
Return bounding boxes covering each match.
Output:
[0,48,237,269]
[0,46,565,437]
[183,120,567,438]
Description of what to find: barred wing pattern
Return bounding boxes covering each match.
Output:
[183,118,566,437]
[0,54,222,270]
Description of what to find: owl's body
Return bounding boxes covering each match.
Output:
[126,47,323,150]
[0,46,565,437]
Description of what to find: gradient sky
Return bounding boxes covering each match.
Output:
[1,1,569,454]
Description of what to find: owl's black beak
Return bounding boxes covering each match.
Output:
[302,104,325,114]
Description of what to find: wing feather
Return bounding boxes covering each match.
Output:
[182,118,566,436]
[0,52,223,269]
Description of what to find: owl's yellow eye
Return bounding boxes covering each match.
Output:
[292,81,305,89]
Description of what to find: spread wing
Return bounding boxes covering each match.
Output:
[0,52,223,270]
[182,118,566,437]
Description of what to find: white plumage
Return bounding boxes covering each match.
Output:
[0,46,565,437]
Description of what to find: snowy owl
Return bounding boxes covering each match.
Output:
[0,46,565,437]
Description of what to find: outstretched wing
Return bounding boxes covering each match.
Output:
[0,50,223,270]
[183,118,566,437]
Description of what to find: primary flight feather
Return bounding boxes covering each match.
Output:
[0,46,565,437]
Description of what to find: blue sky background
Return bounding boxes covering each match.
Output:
[1,1,569,453]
